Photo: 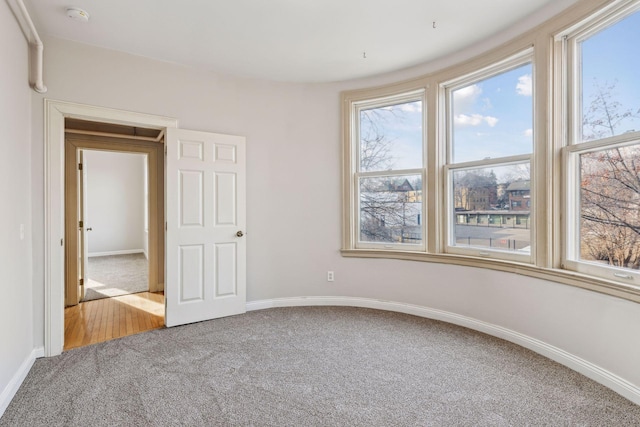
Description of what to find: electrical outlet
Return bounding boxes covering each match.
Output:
[327,271,335,282]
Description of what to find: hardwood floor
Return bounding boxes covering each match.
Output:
[64,291,164,351]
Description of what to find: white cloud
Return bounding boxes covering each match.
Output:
[380,101,422,114]
[516,74,532,96]
[398,102,422,113]
[453,84,482,103]
[454,113,498,127]
[524,128,533,137]
[485,116,499,127]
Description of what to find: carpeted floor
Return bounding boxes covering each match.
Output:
[2,307,639,426]
[83,253,148,301]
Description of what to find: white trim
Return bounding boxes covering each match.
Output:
[88,249,145,258]
[246,296,640,405]
[441,47,534,93]
[557,0,640,42]
[33,347,44,358]
[352,89,426,113]
[45,99,178,357]
[0,348,40,417]
[352,90,428,252]
[446,153,532,172]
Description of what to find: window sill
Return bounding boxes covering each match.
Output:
[340,249,640,304]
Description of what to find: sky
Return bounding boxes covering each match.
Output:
[581,9,640,139]
[359,8,640,174]
[452,63,532,164]
[360,100,423,172]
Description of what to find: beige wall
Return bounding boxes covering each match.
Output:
[0,0,34,409]
[84,150,146,256]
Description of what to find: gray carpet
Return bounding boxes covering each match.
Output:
[2,307,639,426]
[83,253,148,301]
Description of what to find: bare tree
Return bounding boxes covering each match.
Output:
[359,105,422,243]
[359,108,400,171]
[580,80,640,269]
[583,79,640,141]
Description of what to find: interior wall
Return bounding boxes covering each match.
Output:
[0,0,34,409]
[28,17,639,400]
[83,150,146,256]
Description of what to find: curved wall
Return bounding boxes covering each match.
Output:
[28,0,638,404]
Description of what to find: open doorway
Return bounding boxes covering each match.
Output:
[82,150,149,301]
[45,101,246,357]
[63,118,165,350]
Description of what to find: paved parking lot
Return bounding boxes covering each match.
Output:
[454,224,530,251]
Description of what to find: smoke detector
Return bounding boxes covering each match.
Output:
[66,7,90,22]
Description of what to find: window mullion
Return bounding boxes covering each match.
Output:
[448,154,532,171]
[358,169,425,179]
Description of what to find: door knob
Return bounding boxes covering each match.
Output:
[236,231,244,237]
[87,227,93,231]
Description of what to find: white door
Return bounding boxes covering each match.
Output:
[165,128,246,327]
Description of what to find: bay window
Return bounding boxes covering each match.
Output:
[341,0,640,302]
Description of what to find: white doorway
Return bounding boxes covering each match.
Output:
[64,127,164,308]
[45,100,247,356]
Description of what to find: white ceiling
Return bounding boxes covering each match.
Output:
[26,0,575,83]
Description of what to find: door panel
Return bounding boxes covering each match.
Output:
[215,243,237,296]
[165,128,246,327]
[215,173,236,225]
[179,244,205,301]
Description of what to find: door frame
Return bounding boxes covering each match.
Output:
[64,137,164,306]
[45,99,177,356]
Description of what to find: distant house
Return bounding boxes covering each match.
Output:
[360,178,422,242]
[387,178,422,202]
[506,180,530,211]
[454,172,497,211]
[388,179,414,192]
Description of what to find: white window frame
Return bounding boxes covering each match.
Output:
[349,90,427,251]
[442,50,535,263]
[560,0,640,284]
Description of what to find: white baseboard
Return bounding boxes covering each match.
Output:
[88,249,144,258]
[0,347,41,418]
[33,347,44,359]
[246,296,640,406]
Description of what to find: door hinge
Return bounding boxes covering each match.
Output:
[60,238,64,246]
[165,146,167,156]
[79,220,83,228]
[78,163,83,170]
[165,222,168,231]
[79,278,84,287]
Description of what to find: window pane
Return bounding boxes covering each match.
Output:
[359,101,422,172]
[581,11,640,142]
[579,144,640,270]
[451,163,530,252]
[359,175,422,244]
[451,63,533,163]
